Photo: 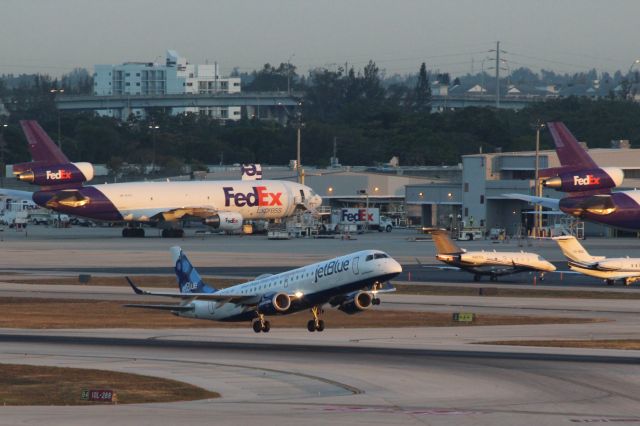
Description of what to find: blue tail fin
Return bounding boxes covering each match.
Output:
[170,246,217,294]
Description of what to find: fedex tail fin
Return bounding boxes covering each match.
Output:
[170,246,217,294]
[240,164,263,180]
[424,228,463,254]
[20,120,69,165]
[553,236,605,265]
[546,122,597,170]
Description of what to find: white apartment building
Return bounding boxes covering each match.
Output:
[94,50,241,120]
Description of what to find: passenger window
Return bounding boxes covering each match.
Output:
[366,255,374,261]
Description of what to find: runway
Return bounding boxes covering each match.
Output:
[0,332,639,426]
[2,227,640,424]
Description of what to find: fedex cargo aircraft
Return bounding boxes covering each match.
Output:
[13,121,322,237]
[505,122,640,231]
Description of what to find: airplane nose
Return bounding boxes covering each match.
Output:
[547,262,557,271]
[390,259,403,274]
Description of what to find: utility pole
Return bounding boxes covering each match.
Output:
[495,41,500,108]
[295,105,304,184]
[488,41,506,108]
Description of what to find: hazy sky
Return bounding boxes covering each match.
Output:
[2,0,639,78]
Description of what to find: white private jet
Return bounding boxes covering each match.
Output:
[125,246,402,332]
[420,228,556,281]
[554,235,640,286]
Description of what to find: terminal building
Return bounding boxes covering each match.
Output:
[405,140,640,237]
[94,50,241,120]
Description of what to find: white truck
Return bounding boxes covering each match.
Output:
[329,208,394,233]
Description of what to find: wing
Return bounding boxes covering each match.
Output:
[151,207,219,222]
[502,193,560,210]
[125,276,259,304]
[415,257,461,271]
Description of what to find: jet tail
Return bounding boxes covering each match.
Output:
[545,122,598,172]
[171,246,217,293]
[19,120,69,166]
[553,236,604,264]
[423,228,463,254]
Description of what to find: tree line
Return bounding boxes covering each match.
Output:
[2,63,640,177]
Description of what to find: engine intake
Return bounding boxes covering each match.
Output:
[204,212,243,232]
[258,292,291,315]
[338,291,372,315]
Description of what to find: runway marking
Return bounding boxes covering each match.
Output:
[320,405,481,416]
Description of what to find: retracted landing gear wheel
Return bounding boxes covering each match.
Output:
[307,320,316,332]
[252,320,262,333]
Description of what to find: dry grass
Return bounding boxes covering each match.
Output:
[0,297,597,329]
[394,284,640,299]
[0,364,218,405]
[481,339,640,350]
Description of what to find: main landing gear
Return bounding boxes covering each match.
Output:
[161,229,184,238]
[252,312,271,333]
[307,306,325,332]
[122,227,145,238]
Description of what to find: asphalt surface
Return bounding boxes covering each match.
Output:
[2,226,640,425]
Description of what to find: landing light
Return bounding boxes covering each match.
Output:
[294,291,303,298]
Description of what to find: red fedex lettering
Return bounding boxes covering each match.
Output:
[573,174,601,186]
[269,191,282,206]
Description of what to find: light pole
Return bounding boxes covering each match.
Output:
[0,123,7,187]
[358,189,369,232]
[50,89,64,148]
[533,121,545,237]
[148,124,159,173]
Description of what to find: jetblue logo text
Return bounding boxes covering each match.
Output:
[573,174,601,186]
[182,281,199,292]
[46,169,72,180]
[315,259,350,283]
[223,186,282,207]
[341,209,374,223]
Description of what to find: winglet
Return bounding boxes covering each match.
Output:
[125,276,145,295]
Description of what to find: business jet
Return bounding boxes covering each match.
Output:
[554,235,640,285]
[420,228,556,281]
[13,121,322,237]
[505,121,640,231]
[125,247,402,332]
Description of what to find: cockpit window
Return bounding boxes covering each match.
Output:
[365,255,374,261]
[374,253,388,259]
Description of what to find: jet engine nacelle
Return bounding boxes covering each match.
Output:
[543,167,623,193]
[559,194,617,216]
[15,162,94,186]
[204,212,243,232]
[337,291,372,315]
[257,292,292,315]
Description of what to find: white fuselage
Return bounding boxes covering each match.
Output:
[438,251,556,272]
[569,258,640,280]
[93,180,320,222]
[178,250,402,321]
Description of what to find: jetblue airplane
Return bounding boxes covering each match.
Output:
[505,121,640,230]
[125,247,402,332]
[12,121,322,237]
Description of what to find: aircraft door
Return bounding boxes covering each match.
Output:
[352,256,359,275]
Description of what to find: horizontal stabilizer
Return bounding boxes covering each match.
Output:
[123,304,194,312]
[502,193,561,210]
